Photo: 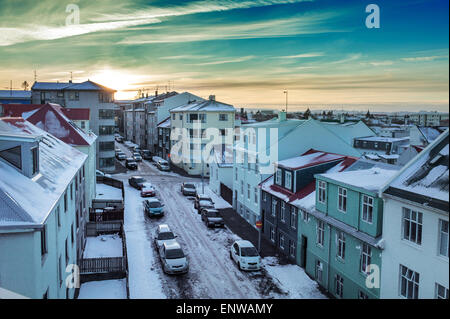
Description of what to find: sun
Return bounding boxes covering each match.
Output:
[89,69,147,100]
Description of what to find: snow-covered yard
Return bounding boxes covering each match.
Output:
[78,279,127,299]
[83,234,123,258]
[96,183,123,200]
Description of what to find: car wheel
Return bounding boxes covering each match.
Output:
[229,251,233,260]
[237,262,241,270]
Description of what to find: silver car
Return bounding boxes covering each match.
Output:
[159,242,189,275]
[154,224,177,249]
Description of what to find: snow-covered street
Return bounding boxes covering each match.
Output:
[113,142,326,299]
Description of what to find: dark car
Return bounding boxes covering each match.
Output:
[194,194,214,210]
[140,150,152,160]
[201,209,224,228]
[116,136,124,143]
[181,183,197,196]
[144,198,164,217]
[197,200,215,214]
[126,158,138,170]
[116,152,127,160]
[129,176,146,189]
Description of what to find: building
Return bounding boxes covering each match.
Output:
[0,103,97,259]
[170,95,236,176]
[409,125,447,147]
[0,118,87,299]
[380,129,449,299]
[31,80,117,172]
[234,116,376,228]
[156,117,171,160]
[260,150,357,262]
[409,112,449,127]
[0,90,31,105]
[209,144,234,204]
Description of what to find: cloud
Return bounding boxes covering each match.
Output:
[367,61,394,66]
[401,55,448,62]
[191,56,255,66]
[277,52,325,59]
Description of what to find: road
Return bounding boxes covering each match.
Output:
[114,142,287,299]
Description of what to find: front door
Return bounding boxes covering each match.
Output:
[301,235,307,268]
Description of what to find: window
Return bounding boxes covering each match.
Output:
[57,91,64,98]
[335,275,344,298]
[99,141,115,152]
[0,145,22,169]
[280,202,286,222]
[262,191,266,202]
[318,180,326,204]
[220,129,226,136]
[57,206,61,227]
[337,231,346,260]
[285,171,292,189]
[275,168,282,185]
[402,208,423,245]
[99,109,114,119]
[68,92,79,101]
[99,157,115,168]
[358,291,369,299]
[271,199,277,217]
[302,210,310,222]
[338,187,347,212]
[219,114,228,121]
[80,121,85,129]
[290,208,297,229]
[99,92,112,103]
[247,184,251,199]
[41,225,47,256]
[254,188,258,204]
[279,233,285,249]
[70,183,73,201]
[362,195,374,223]
[439,219,449,257]
[65,238,69,264]
[58,256,62,286]
[99,125,115,135]
[172,114,176,120]
[240,181,244,194]
[235,169,238,181]
[270,227,275,242]
[400,265,419,299]
[435,283,449,299]
[317,221,325,246]
[179,114,183,121]
[31,147,38,175]
[64,192,68,212]
[316,260,323,283]
[361,243,372,274]
[289,240,295,257]
[71,224,74,244]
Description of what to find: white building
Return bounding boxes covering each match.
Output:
[380,129,449,299]
[409,111,449,127]
[0,118,87,299]
[170,95,236,176]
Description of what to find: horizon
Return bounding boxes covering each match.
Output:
[0,0,449,112]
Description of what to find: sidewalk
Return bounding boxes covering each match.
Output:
[219,207,289,263]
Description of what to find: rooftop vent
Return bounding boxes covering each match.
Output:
[209,95,216,101]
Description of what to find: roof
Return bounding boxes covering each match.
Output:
[2,103,90,121]
[157,117,171,128]
[170,99,235,112]
[236,240,254,248]
[60,108,90,121]
[418,126,444,144]
[0,90,31,99]
[276,149,348,170]
[356,136,410,143]
[384,130,449,208]
[31,80,116,92]
[0,118,87,226]
[1,104,96,146]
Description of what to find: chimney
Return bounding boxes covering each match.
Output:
[69,80,72,83]
[340,113,345,124]
[155,90,158,97]
[209,95,216,101]
[278,111,287,122]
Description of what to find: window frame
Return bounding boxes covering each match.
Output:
[338,187,347,213]
[402,207,423,246]
[362,194,374,224]
[318,180,326,204]
[285,171,292,190]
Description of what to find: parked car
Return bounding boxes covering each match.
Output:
[128,176,146,189]
[116,136,124,143]
[140,150,152,160]
[140,182,156,197]
[96,170,111,178]
[156,159,170,171]
[230,240,261,271]
[115,147,121,153]
[116,152,127,160]
[194,194,214,209]
[197,200,215,214]
[144,198,164,217]
[133,152,143,162]
[132,146,141,153]
[154,224,177,249]
[181,182,197,196]
[125,158,138,170]
[201,209,224,228]
[158,242,189,275]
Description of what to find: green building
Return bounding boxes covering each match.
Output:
[295,164,398,299]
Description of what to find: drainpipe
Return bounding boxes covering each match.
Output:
[326,223,332,293]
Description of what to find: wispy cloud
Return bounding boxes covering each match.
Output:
[401,55,448,62]
[192,56,255,66]
[159,55,212,60]
[277,52,325,59]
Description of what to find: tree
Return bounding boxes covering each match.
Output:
[366,110,371,119]
[21,81,29,91]
[304,108,312,119]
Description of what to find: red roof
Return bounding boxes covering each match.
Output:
[1,103,89,121]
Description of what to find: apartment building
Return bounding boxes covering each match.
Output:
[170,95,235,176]
[0,118,87,299]
[31,80,116,172]
[381,130,449,299]
[409,112,449,127]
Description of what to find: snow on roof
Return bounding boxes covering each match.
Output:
[379,154,399,159]
[276,150,347,170]
[170,99,235,112]
[364,154,381,160]
[319,167,399,192]
[356,136,409,143]
[157,117,171,128]
[0,118,87,225]
[0,90,31,98]
[418,126,443,143]
[388,130,449,202]
[32,80,116,92]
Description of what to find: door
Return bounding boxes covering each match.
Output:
[300,235,307,269]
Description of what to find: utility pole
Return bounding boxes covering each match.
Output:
[283,90,288,113]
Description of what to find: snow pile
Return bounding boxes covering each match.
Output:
[262,257,326,299]
[83,234,123,258]
[96,183,123,200]
[78,279,127,299]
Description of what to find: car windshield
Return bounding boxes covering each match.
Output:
[158,232,175,240]
[240,247,259,257]
[148,201,161,208]
[142,151,150,155]
[165,248,185,259]
[185,184,195,189]
[206,211,220,218]
[134,178,145,183]
[200,201,213,207]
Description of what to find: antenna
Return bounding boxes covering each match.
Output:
[34,70,37,82]
[70,71,73,82]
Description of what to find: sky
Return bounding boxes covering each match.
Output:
[0,0,448,112]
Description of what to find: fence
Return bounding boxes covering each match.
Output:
[79,257,126,274]
[96,176,125,199]
[85,221,123,236]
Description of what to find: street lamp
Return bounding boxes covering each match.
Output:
[283,90,288,113]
